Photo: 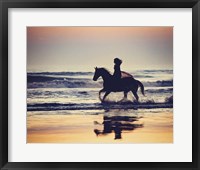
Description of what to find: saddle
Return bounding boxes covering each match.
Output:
[112,71,133,90]
[121,71,133,78]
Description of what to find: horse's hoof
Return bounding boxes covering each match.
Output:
[119,98,127,103]
[133,100,139,104]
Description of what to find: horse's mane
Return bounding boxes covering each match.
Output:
[99,67,112,75]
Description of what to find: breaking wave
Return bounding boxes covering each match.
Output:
[27,75,172,89]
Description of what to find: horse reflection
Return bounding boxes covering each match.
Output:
[94,115,143,140]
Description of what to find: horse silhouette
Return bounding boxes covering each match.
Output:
[93,67,145,102]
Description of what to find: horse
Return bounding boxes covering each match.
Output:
[93,67,145,102]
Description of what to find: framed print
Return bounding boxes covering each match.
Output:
[0,0,199,170]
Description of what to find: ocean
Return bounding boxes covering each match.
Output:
[27,69,173,111]
[27,69,173,143]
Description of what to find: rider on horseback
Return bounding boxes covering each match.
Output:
[113,58,133,82]
[93,65,145,102]
[113,58,122,81]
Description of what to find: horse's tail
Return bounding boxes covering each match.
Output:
[136,80,145,96]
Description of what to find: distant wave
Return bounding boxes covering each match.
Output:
[27,74,172,89]
[28,70,172,75]
[28,72,93,76]
[27,75,102,88]
[144,80,173,87]
[27,74,155,83]
[28,75,92,83]
[28,75,64,83]
[27,102,173,111]
[141,70,173,74]
[134,75,154,78]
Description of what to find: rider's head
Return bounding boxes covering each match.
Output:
[114,58,122,65]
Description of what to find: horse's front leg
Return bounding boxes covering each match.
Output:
[123,91,128,99]
[102,91,111,102]
[99,89,105,101]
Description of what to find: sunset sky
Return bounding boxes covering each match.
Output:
[27,27,173,72]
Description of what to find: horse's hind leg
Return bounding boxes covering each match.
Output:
[119,91,128,102]
[131,90,139,102]
[102,92,110,102]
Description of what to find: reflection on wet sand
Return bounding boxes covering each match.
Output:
[94,115,143,140]
[27,108,173,143]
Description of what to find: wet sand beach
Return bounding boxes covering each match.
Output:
[27,108,173,143]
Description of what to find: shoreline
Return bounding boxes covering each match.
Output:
[27,102,173,111]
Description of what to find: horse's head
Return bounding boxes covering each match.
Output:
[93,67,111,81]
[93,67,101,81]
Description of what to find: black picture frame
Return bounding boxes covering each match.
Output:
[0,0,199,169]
